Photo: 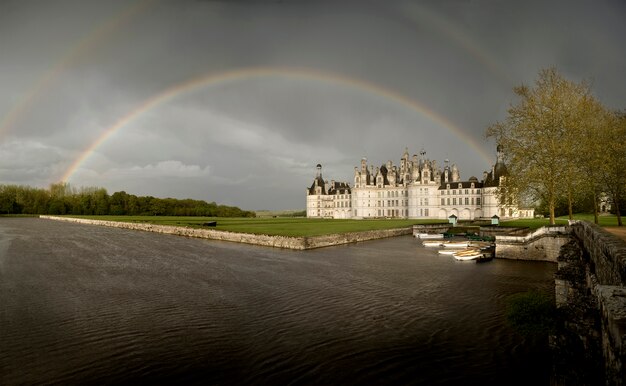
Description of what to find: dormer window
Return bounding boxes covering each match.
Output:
[458,183,462,189]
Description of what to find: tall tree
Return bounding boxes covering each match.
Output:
[599,111,626,226]
[486,68,598,225]
[576,98,610,224]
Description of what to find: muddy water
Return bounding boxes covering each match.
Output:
[0,218,556,385]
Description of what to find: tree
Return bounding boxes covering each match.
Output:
[486,68,600,225]
[598,111,626,226]
[574,96,610,224]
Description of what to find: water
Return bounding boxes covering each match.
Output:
[0,218,556,385]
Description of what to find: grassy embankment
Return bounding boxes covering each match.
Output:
[63,215,445,237]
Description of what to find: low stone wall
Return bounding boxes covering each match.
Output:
[570,220,626,286]
[553,222,626,385]
[496,236,569,262]
[479,226,529,237]
[412,223,450,235]
[495,226,570,262]
[39,216,411,250]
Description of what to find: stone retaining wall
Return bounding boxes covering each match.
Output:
[479,226,529,237]
[554,222,626,385]
[494,226,570,262]
[412,224,450,235]
[570,220,626,286]
[39,216,411,250]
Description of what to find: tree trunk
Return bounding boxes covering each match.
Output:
[549,199,556,225]
[615,198,623,226]
[568,190,574,220]
[593,190,599,225]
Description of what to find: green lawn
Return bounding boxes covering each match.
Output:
[55,213,622,236]
[557,213,621,227]
[63,215,445,237]
[501,213,621,229]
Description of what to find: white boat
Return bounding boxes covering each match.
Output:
[437,249,457,255]
[422,240,444,247]
[441,241,470,248]
[453,248,483,261]
[415,233,445,239]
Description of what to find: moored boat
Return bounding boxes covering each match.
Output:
[437,249,457,255]
[415,233,445,239]
[452,248,483,261]
[441,241,470,248]
[422,240,444,247]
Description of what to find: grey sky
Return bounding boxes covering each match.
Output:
[1,0,624,210]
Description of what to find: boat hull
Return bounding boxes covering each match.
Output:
[453,248,483,261]
[415,233,445,239]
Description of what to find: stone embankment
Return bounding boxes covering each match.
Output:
[412,223,450,235]
[39,216,412,250]
[553,221,626,385]
[495,226,570,262]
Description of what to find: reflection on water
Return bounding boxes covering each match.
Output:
[0,218,555,385]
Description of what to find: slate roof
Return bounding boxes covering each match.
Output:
[308,176,326,195]
[328,182,352,195]
[439,180,484,190]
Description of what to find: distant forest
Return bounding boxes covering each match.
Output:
[0,183,255,217]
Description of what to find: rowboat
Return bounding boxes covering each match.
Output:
[415,233,445,239]
[423,240,444,247]
[452,248,483,261]
[437,249,457,255]
[441,241,470,248]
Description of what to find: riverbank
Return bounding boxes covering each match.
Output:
[39,215,412,249]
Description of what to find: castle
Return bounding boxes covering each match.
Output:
[306,145,534,220]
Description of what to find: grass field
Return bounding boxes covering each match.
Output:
[64,215,446,237]
[501,213,621,229]
[56,213,622,236]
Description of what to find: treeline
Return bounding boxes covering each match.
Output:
[0,183,256,217]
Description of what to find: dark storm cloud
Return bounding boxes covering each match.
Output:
[0,0,624,210]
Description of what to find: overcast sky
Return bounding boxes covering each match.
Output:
[1,0,624,210]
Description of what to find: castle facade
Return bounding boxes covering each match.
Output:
[306,146,534,220]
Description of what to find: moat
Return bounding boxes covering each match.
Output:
[0,218,556,385]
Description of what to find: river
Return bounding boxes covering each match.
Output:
[0,218,556,385]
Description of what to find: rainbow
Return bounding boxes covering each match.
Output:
[0,0,156,138]
[397,2,511,85]
[60,67,493,182]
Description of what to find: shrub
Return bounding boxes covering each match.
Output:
[505,290,557,336]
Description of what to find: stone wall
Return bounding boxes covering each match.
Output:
[479,226,529,237]
[39,216,411,250]
[495,226,570,262]
[553,222,626,385]
[570,220,626,286]
[412,223,450,235]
